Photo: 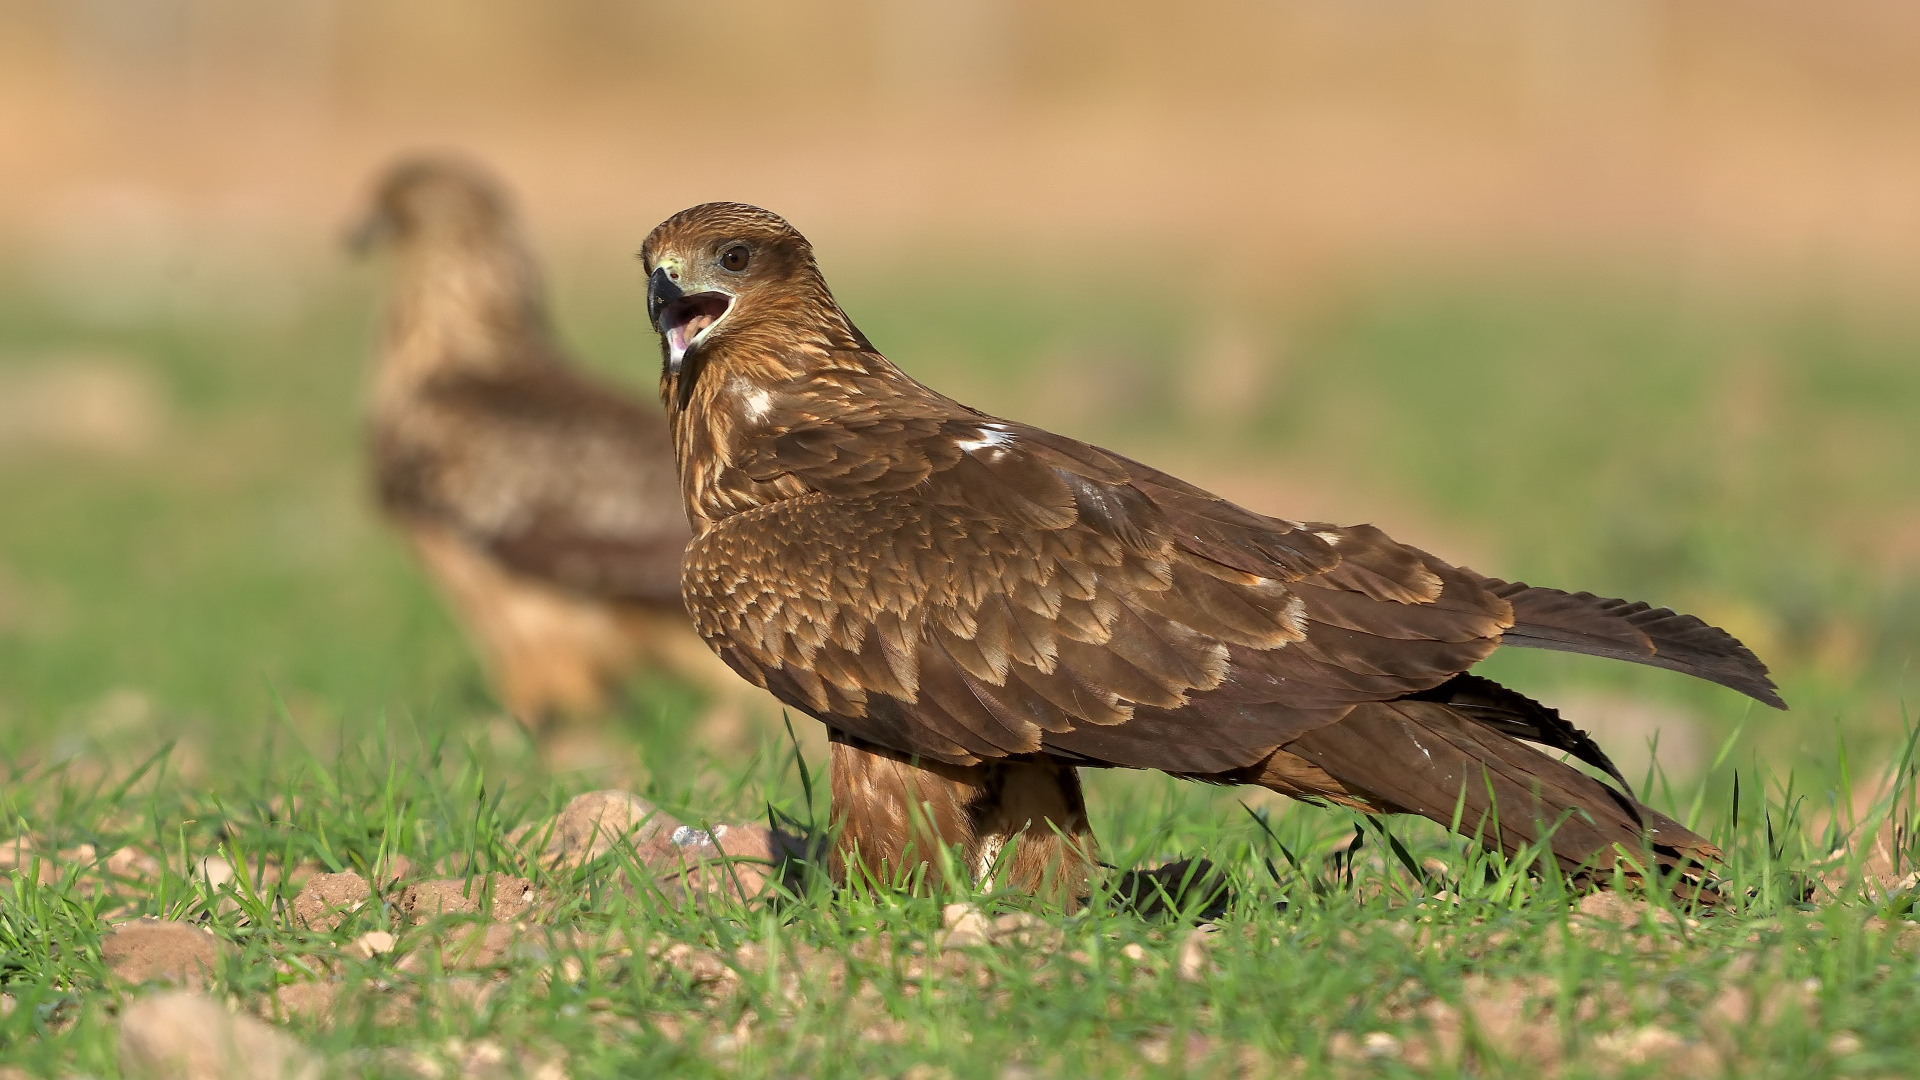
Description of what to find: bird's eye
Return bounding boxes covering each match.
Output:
[720,245,750,272]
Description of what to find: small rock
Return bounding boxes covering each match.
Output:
[1121,942,1148,962]
[1175,923,1216,982]
[652,822,798,903]
[119,990,319,1080]
[194,856,236,890]
[1828,1030,1863,1056]
[533,791,680,870]
[396,875,539,924]
[290,871,371,931]
[523,792,793,903]
[653,941,737,987]
[1575,891,1680,929]
[352,931,398,959]
[102,919,225,988]
[107,846,163,879]
[939,903,992,949]
[987,912,1051,947]
[1360,1031,1401,1060]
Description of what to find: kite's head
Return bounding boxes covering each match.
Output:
[641,202,853,404]
[347,154,515,257]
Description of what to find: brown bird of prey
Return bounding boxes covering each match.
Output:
[351,156,707,735]
[640,202,1784,901]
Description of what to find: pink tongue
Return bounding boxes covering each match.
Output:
[686,313,714,338]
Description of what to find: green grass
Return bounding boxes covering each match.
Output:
[1,260,1916,1076]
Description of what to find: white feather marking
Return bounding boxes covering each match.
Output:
[743,388,773,421]
[1315,530,1343,547]
[956,426,1015,453]
[1278,594,1308,638]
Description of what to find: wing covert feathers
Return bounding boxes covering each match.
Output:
[1483,578,1785,708]
[683,444,1514,770]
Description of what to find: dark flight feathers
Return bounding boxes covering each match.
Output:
[1482,578,1784,709]
[1284,697,1719,885]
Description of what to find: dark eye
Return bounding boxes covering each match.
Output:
[720,245,750,272]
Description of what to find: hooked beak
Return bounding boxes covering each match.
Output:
[343,210,392,257]
[649,266,731,373]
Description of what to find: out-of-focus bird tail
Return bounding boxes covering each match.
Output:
[1239,688,1721,903]
[1481,577,1785,709]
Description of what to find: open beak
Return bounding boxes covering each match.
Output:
[649,266,731,372]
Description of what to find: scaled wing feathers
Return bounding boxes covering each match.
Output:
[684,404,1514,770]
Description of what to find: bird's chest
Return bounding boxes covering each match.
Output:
[678,396,808,533]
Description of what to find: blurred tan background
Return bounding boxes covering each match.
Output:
[7,0,1920,289]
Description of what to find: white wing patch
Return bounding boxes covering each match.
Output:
[956,425,1014,453]
[730,377,774,422]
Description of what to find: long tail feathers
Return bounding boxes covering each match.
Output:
[1273,695,1722,900]
[1480,577,1786,709]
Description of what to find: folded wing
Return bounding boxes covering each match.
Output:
[684,418,1514,772]
[375,366,690,601]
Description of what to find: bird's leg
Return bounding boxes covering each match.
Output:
[968,756,1098,908]
[828,733,980,892]
[826,734,1098,906]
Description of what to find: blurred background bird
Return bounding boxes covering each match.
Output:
[348,155,744,757]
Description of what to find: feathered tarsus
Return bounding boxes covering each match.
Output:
[639,201,1784,901]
